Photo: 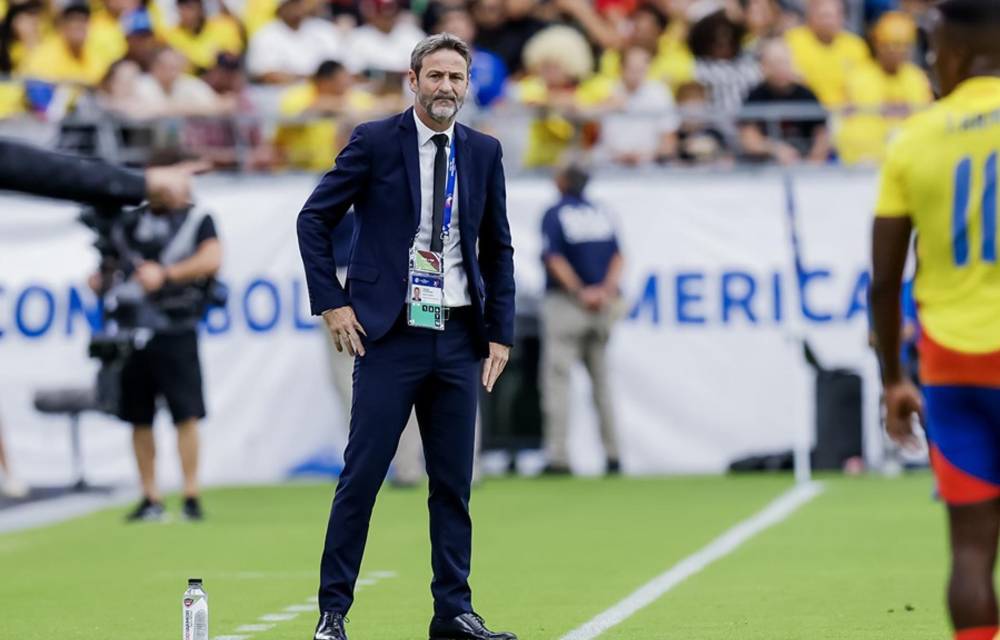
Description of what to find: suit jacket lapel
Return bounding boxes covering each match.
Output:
[398,108,421,232]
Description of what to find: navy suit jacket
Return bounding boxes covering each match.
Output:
[296,108,515,357]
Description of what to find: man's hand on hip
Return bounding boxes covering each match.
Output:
[323,306,367,357]
[482,342,510,393]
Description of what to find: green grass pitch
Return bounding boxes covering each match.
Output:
[0,474,952,639]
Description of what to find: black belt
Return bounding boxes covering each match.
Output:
[443,306,472,321]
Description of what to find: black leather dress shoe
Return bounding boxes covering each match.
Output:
[313,612,348,640]
[429,612,517,640]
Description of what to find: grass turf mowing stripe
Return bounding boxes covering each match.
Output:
[559,481,824,640]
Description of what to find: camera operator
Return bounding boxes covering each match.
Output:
[0,137,205,208]
[89,196,222,522]
[0,139,206,502]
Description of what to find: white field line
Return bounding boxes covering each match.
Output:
[558,482,824,640]
[259,613,298,622]
[0,487,139,534]
[211,569,397,640]
[235,624,274,632]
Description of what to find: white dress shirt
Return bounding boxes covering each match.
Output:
[412,109,470,307]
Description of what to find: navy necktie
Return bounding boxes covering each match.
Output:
[431,133,449,253]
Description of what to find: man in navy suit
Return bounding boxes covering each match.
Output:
[297,33,516,640]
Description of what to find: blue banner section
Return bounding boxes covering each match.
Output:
[0,276,318,341]
[628,267,869,326]
[0,266,869,342]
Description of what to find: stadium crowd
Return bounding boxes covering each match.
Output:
[0,0,936,170]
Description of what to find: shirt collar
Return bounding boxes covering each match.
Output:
[413,108,455,148]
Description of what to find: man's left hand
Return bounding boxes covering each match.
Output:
[136,261,168,292]
[482,342,510,393]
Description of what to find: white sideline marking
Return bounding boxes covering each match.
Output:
[558,482,824,640]
[259,613,298,622]
[235,624,274,632]
[367,570,398,579]
[213,569,398,639]
[0,487,138,534]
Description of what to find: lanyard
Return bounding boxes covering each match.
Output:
[440,138,457,242]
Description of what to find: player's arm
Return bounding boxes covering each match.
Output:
[871,216,923,447]
[871,217,910,385]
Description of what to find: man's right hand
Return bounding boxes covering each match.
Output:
[323,306,368,357]
[884,380,924,451]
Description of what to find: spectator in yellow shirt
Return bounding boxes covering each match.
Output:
[274,59,377,172]
[163,0,243,72]
[516,25,611,168]
[784,0,870,107]
[87,0,137,67]
[20,2,112,86]
[597,2,695,92]
[835,11,931,165]
[0,79,25,118]
[0,0,46,73]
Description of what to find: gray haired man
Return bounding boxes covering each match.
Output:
[301,33,517,640]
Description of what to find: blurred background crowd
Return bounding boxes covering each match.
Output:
[0,0,936,172]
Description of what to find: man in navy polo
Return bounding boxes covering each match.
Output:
[540,163,624,476]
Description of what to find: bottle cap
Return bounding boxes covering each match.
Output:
[188,578,203,585]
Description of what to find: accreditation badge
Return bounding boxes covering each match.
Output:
[407,248,446,330]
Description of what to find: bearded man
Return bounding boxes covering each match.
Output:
[296,33,517,640]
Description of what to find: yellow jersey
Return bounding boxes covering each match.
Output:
[88,12,127,67]
[785,26,871,107]
[837,61,932,165]
[163,16,244,71]
[18,33,112,86]
[597,29,695,94]
[876,76,1000,353]
[0,80,25,118]
[516,75,612,168]
[274,83,377,172]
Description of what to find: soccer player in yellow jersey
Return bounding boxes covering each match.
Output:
[872,2,1000,639]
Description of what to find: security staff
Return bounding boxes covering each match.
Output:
[540,163,625,476]
[298,34,516,640]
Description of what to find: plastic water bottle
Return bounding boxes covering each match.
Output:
[182,578,208,640]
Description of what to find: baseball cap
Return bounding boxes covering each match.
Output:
[121,8,154,36]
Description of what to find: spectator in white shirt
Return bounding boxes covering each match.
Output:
[343,0,424,75]
[246,0,343,84]
[134,47,234,117]
[596,46,680,166]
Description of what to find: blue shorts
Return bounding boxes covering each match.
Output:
[924,385,1000,505]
